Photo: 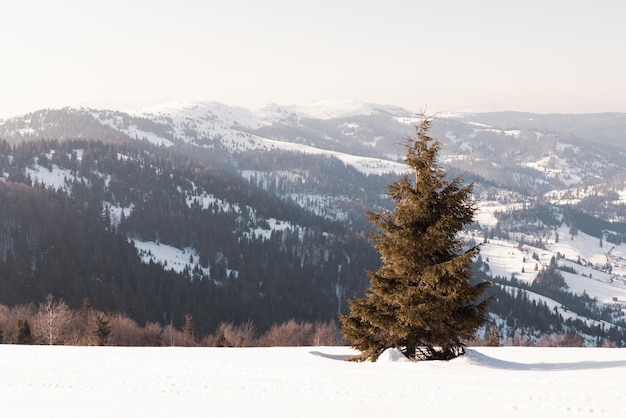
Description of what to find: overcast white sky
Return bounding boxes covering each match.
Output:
[1,0,625,118]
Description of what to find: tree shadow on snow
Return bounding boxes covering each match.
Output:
[466,349,626,371]
[308,350,352,361]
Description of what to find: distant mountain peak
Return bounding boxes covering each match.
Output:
[131,99,237,116]
[256,100,416,120]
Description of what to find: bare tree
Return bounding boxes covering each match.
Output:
[35,294,73,345]
[0,303,11,343]
[163,323,183,347]
[234,320,257,347]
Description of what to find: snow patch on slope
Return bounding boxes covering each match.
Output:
[26,163,91,192]
[130,238,209,277]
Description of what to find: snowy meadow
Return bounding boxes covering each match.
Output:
[2,345,626,417]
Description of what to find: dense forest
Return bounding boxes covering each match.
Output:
[1,133,626,346]
[0,138,378,335]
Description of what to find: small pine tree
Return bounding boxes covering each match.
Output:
[213,330,229,347]
[485,326,501,347]
[91,313,111,346]
[11,319,32,344]
[340,114,491,361]
[80,297,93,322]
[182,313,195,346]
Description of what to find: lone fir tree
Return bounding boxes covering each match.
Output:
[340,114,491,361]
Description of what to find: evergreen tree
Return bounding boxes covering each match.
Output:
[80,297,93,322]
[213,330,229,347]
[11,319,32,344]
[340,114,491,361]
[182,313,195,346]
[91,313,111,346]
[485,325,501,347]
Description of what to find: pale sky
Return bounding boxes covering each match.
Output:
[1,0,625,118]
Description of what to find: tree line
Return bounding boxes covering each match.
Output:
[0,295,342,347]
[0,293,595,349]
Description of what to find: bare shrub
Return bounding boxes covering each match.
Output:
[11,318,33,344]
[213,321,257,347]
[8,303,35,327]
[108,313,143,346]
[141,321,164,346]
[512,334,537,347]
[512,334,523,346]
[312,321,340,346]
[0,304,11,343]
[484,326,501,347]
[552,332,583,347]
[163,323,184,346]
[234,320,257,346]
[200,333,216,347]
[258,319,313,347]
[7,304,35,344]
[511,332,584,347]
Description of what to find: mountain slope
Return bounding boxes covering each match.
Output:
[0,139,378,334]
[3,101,626,344]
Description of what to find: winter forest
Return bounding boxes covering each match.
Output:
[2,104,626,349]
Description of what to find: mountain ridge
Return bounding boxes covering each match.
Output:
[2,100,626,345]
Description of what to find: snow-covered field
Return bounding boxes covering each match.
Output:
[2,345,626,417]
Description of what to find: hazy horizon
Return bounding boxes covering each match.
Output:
[2,1,625,118]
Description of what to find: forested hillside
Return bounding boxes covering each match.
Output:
[3,103,626,346]
[0,138,378,335]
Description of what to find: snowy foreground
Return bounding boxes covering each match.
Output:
[2,345,626,417]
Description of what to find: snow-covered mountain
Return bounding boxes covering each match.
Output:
[5,99,626,223]
[5,100,626,184]
[2,100,626,344]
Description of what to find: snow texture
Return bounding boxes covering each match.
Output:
[1,345,625,417]
[124,100,410,175]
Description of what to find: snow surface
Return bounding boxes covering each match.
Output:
[123,100,410,176]
[131,239,204,275]
[26,164,79,191]
[257,99,414,121]
[2,345,626,417]
[476,202,626,297]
